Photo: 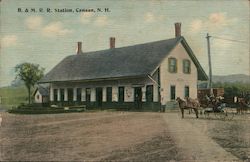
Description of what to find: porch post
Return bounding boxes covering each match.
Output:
[50,84,54,101]
[112,86,118,102]
[103,87,106,102]
[73,88,77,101]
[91,88,96,102]
[57,89,60,101]
[81,88,86,101]
[153,84,158,102]
[64,88,68,101]
[142,86,146,102]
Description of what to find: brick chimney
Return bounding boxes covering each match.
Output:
[174,22,181,37]
[77,42,82,54]
[110,37,115,49]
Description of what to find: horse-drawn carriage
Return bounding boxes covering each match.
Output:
[201,95,235,120]
[176,88,249,119]
[176,95,235,120]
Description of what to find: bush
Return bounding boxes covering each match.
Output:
[213,82,250,103]
[8,104,85,114]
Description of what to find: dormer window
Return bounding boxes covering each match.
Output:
[168,58,177,73]
[183,59,191,74]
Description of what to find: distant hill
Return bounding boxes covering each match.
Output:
[213,74,250,83]
[0,85,29,109]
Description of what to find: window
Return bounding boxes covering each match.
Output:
[183,59,191,74]
[60,89,64,101]
[86,88,91,102]
[77,88,82,102]
[168,58,177,73]
[170,85,176,100]
[184,86,189,97]
[53,89,58,101]
[118,87,124,102]
[106,87,112,102]
[146,85,153,102]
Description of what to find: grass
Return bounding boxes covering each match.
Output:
[0,85,32,109]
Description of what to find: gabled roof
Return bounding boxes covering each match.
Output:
[39,36,208,83]
[33,85,49,96]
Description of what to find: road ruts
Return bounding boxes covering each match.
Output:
[162,113,239,161]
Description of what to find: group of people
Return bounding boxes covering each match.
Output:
[234,95,249,114]
[205,95,225,112]
[205,94,249,114]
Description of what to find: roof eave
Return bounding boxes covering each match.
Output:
[150,37,183,76]
[180,37,209,81]
[150,36,208,81]
[38,74,148,84]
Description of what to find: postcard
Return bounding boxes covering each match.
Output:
[0,0,249,161]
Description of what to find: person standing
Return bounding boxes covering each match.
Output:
[234,96,238,103]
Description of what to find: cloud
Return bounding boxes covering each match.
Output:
[25,16,43,30]
[94,16,109,26]
[144,12,164,23]
[1,35,18,47]
[23,17,72,37]
[189,19,203,33]
[42,22,73,37]
[80,14,111,27]
[209,13,225,24]
[208,12,230,28]
[144,12,155,23]
[80,12,93,24]
[189,12,238,33]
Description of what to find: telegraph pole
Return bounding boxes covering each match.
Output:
[206,33,213,96]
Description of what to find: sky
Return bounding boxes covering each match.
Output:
[0,0,249,87]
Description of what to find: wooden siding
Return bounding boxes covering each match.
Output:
[160,43,198,105]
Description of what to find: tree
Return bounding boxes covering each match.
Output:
[213,81,250,102]
[15,63,45,104]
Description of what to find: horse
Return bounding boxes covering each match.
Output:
[186,97,204,115]
[176,97,200,118]
[237,98,248,114]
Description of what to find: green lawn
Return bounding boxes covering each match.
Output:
[0,86,32,109]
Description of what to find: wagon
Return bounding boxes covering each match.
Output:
[202,98,235,120]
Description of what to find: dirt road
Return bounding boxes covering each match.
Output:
[0,111,248,161]
[163,113,239,161]
[1,112,176,161]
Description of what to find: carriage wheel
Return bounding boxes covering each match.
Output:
[214,112,226,120]
[204,111,211,119]
[204,111,208,118]
[224,111,235,120]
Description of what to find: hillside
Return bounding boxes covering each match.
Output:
[213,74,250,83]
[0,86,30,109]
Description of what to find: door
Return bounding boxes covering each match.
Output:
[86,88,91,104]
[96,87,103,107]
[67,88,73,104]
[106,87,112,102]
[170,85,176,100]
[118,87,124,102]
[53,89,58,102]
[76,88,82,103]
[134,87,142,109]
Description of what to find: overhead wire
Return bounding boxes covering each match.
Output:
[211,36,248,44]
